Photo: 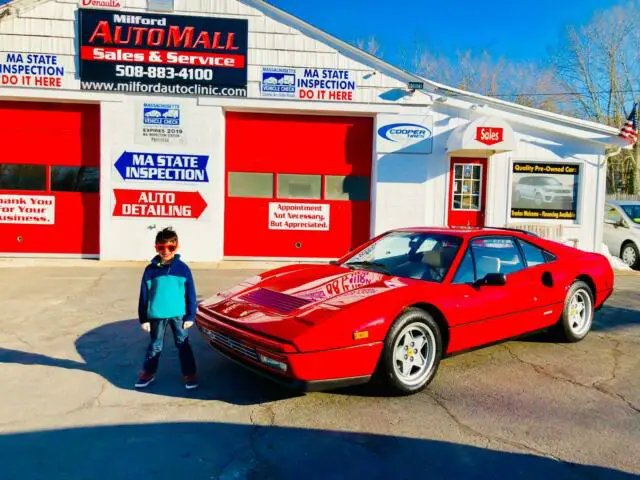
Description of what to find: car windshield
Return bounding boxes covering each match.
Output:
[621,204,640,224]
[343,232,463,282]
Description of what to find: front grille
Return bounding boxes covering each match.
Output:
[240,288,311,314]
[206,330,259,362]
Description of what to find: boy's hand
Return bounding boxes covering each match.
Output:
[141,323,151,333]
[183,321,194,329]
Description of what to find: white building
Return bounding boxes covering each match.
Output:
[0,0,628,261]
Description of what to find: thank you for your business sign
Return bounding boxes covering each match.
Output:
[78,8,248,96]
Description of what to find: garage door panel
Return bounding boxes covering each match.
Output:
[225,113,373,259]
[0,102,100,256]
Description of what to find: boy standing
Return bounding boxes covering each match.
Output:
[135,227,199,390]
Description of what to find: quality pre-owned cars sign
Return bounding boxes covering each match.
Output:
[78,8,248,97]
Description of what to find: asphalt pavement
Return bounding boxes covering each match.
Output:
[0,264,638,479]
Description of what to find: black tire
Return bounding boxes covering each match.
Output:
[557,280,594,343]
[378,308,443,395]
[620,242,640,270]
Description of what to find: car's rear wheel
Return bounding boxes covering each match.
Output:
[557,280,594,343]
[620,242,640,269]
[379,308,442,395]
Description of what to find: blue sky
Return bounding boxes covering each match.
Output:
[268,0,618,67]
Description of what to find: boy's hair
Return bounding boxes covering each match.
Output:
[155,227,178,244]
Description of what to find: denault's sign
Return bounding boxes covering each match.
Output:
[81,0,122,8]
[78,8,248,96]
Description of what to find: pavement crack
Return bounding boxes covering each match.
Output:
[426,389,560,459]
[503,344,640,414]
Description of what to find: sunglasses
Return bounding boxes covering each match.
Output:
[155,244,177,253]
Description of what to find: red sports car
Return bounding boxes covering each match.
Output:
[195,227,614,395]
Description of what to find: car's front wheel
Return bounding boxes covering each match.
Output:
[379,308,443,395]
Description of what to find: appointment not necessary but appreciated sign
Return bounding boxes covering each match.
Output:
[78,8,248,96]
[268,202,330,230]
[114,151,209,182]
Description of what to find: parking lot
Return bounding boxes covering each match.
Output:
[0,263,638,479]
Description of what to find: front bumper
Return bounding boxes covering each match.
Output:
[195,311,380,392]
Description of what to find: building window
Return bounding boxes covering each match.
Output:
[0,164,46,191]
[452,163,482,210]
[51,166,99,193]
[325,175,370,201]
[511,162,580,220]
[277,174,321,199]
[228,172,273,198]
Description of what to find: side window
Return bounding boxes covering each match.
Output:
[605,206,622,224]
[471,237,524,278]
[452,249,475,284]
[517,239,546,267]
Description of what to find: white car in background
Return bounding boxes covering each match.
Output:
[514,176,573,207]
[604,200,640,269]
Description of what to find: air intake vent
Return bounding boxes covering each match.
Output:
[240,288,311,314]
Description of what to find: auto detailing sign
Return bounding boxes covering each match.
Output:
[0,53,65,89]
[268,203,330,231]
[114,151,209,182]
[377,114,434,154]
[260,67,356,102]
[113,189,207,218]
[78,8,248,96]
[0,195,55,224]
[476,127,504,146]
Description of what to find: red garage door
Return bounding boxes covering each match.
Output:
[225,112,373,258]
[0,102,100,256]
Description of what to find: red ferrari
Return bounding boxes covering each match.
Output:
[196,227,614,395]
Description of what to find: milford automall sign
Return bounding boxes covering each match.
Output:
[476,127,504,146]
[113,189,207,218]
[78,8,248,96]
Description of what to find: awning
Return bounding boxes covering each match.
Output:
[447,115,517,157]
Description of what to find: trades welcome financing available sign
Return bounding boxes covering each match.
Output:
[78,8,248,96]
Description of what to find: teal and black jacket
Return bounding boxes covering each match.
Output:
[138,254,197,324]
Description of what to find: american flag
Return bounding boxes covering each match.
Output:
[619,103,638,144]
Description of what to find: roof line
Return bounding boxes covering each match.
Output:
[248,1,621,138]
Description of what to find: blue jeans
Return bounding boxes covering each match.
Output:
[143,317,197,376]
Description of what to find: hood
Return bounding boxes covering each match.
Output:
[199,264,411,341]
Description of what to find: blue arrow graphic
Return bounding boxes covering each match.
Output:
[114,151,209,183]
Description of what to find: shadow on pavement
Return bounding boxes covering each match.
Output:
[0,319,297,406]
[0,422,636,480]
[0,423,637,480]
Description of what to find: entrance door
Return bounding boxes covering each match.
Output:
[448,158,488,227]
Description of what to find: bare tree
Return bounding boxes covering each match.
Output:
[411,47,562,110]
[356,36,382,57]
[551,1,640,193]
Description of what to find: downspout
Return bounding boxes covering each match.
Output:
[594,148,621,253]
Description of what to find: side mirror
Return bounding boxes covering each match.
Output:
[474,273,507,288]
[616,219,627,228]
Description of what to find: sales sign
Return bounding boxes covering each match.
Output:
[0,53,65,89]
[78,8,248,96]
[113,189,208,218]
[260,67,356,102]
[0,195,55,224]
[269,202,330,231]
[114,151,209,182]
